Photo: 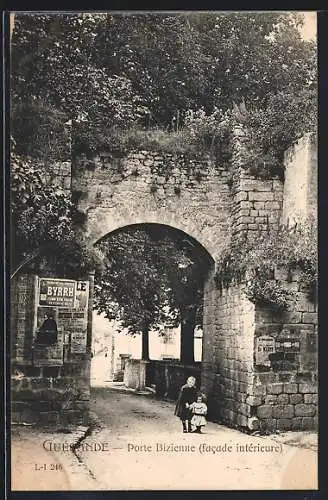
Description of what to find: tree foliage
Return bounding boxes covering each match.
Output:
[10,149,103,277]
[11,12,316,165]
[215,220,317,309]
[94,227,210,338]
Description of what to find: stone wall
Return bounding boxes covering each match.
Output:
[282,133,317,226]
[199,129,317,431]
[202,276,256,428]
[252,267,318,432]
[231,126,284,241]
[11,274,93,426]
[146,360,202,400]
[72,150,232,262]
[123,359,148,391]
[11,274,36,362]
[11,131,317,431]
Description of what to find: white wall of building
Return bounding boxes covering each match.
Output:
[91,311,202,385]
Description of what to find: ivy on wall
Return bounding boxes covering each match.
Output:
[215,221,317,309]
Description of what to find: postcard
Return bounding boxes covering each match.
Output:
[8,10,318,491]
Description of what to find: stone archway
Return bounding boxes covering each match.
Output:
[90,221,215,395]
[72,150,232,265]
[11,136,318,431]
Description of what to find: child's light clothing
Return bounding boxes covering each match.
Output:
[190,401,207,427]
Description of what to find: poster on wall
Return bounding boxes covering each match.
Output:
[32,328,64,366]
[255,335,276,367]
[75,280,89,310]
[8,10,318,494]
[39,278,76,308]
[70,332,87,353]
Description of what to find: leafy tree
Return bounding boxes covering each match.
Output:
[11,13,149,159]
[10,149,103,279]
[11,12,316,164]
[94,227,210,362]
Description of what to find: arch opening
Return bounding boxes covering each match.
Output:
[90,222,214,393]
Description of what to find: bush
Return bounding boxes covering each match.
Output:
[11,100,70,163]
[215,221,317,309]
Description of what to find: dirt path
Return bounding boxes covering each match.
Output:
[73,387,318,490]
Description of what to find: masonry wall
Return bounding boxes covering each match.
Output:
[11,132,317,431]
[231,126,284,241]
[11,274,93,426]
[283,132,317,226]
[202,276,257,429]
[72,150,232,262]
[252,266,318,432]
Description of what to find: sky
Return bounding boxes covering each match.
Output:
[300,12,317,41]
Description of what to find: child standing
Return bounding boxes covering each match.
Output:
[174,376,198,433]
[190,393,207,433]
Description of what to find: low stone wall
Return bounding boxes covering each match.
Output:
[146,360,201,400]
[11,362,90,426]
[123,359,148,390]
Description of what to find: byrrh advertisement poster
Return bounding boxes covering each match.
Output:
[7,10,318,493]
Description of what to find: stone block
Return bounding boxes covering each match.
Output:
[265,201,281,210]
[282,312,302,323]
[302,313,317,324]
[289,394,303,404]
[277,394,289,404]
[236,414,248,427]
[260,418,277,432]
[276,419,292,431]
[253,385,266,396]
[265,394,277,405]
[237,402,252,417]
[298,383,317,394]
[246,395,263,406]
[295,372,313,383]
[259,373,277,384]
[267,383,283,395]
[272,405,294,419]
[235,192,248,202]
[248,191,274,202]
[240,201,253,209]
[278,373,294,383]
[301,417,315,430]
[291,417,303,430]
[304,394,318,404]
[283,383,298,394]
[294,404,316,417]
[257,405,273,419]
[253,202,265,209]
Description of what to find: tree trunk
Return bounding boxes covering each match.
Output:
[180,306,196,365]
[141,325,150,361]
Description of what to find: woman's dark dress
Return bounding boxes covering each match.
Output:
[174,384,198,421]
